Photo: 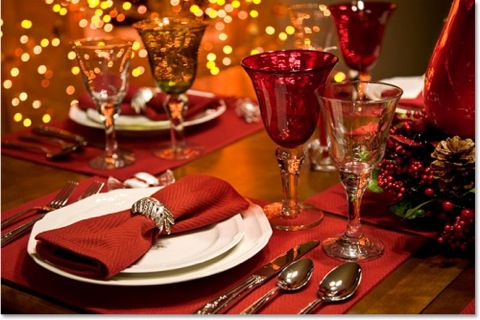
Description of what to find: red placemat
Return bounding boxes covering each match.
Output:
[307,183,439,239]
[1,177,427,314]
[460,299,475,314]
[1,97,263,181]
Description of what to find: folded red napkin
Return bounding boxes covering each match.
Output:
[398,92,424,109]
[35,175,249,280]
[77,85,222,121]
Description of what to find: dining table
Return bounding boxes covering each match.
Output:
[1,65,475,315]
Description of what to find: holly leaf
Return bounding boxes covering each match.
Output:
[367,167,384,193]
[403,199,433,219]
[389,200,410,218]
[390,195,433,220]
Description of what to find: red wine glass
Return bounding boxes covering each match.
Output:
[242,50,338,231]
[329,1,396,81]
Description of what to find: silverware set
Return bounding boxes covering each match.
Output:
[1,125,100,160]
[194,240,320,314]
[1,180,104,247]
[194,239,362,314]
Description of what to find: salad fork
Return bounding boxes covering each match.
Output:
[1,180,104,247]
[1,181,79,229]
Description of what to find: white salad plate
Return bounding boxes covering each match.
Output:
[69,90,227,132]
[28,187,272,286]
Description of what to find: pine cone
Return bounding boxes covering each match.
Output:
[430,136,475,198]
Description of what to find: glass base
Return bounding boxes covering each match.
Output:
[322,233,384,261]
[89,149,135,170]
[263,202,324,231]
[153,142,203,160]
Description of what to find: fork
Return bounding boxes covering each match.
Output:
[1,180,103,247]
[1,181,79,229]
[78,180,104,200]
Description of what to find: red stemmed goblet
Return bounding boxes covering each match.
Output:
[329,1,396,81]
[242,50,338,231]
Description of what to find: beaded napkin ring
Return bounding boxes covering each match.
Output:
[131,197,175,234]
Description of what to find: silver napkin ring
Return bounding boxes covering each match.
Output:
[131,197,175,234]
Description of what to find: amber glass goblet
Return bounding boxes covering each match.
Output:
[133,17,208,160]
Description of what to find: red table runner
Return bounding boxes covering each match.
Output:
[1,97,263,181]
[1,177,428,314]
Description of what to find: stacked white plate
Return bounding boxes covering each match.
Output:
[27,187,272,286]
[69,90,227,133]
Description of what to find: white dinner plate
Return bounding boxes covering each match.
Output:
[122,214,244,273]
[69,90,227,133]
[28,188,273,286]
[28,187,244,274]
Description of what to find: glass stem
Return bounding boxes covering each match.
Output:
[164,93,188,155]
[100,102,119,158]
[276,147,305,218]
[340,169,372,239]
[358,72,371,81]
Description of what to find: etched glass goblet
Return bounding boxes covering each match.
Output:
[288,2,338,172]
[316,81,403,261]
[133,17,208,160]
[329,1,396,81]
[242,50,338,231]
[72,37,135,169]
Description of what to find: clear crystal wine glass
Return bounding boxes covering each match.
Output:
[288,2,339,172]
[329,1,396,81]
[242,50,338,231]
[72,37,135,169]
[288,2,337,53]
[133,17,208,160]
[316,80,403,261]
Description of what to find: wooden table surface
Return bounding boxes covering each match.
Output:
[1,67,474,314]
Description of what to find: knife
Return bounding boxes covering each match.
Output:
[193,239,319,314]
[32,125,104,149]
[32,125,87,147]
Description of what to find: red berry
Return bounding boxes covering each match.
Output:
[442,201,454,212]
[424,188,434,197]
[460,209,474,220]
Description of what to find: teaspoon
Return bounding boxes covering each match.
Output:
[241,258,314,314]
[299,261,362,314]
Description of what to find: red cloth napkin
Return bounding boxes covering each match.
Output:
[34,175,249,280]
[77,85,221,121]
[398,92,424,109]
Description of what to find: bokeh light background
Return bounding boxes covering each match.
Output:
[1,0,451,133]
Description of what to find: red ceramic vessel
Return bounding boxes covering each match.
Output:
[423,0,475,139]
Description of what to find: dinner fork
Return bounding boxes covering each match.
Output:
[1,180,103,247]
[1,181,79,229]
[78,180,104,200]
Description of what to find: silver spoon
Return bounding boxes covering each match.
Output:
[299,261,362,314]
[241,258,314,314]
